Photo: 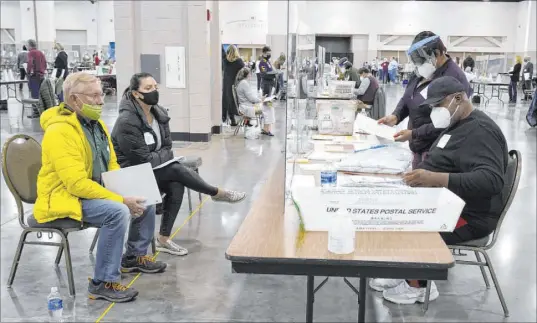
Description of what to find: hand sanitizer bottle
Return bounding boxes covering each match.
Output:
[328,208,356,254]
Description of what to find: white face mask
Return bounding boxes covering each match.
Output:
[417,62,436,79]
[430,97,459,128]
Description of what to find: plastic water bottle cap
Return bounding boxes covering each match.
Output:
[51,287,58,293]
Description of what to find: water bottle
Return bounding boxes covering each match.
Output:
[47,287,63,322]
[320,163,337,187]
[328,208,356,254]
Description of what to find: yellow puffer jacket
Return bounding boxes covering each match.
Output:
[34,103,123,223]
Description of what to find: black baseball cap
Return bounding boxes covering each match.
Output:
[422,76,466,106]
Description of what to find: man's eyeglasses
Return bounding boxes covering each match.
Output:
[74,92,105,101]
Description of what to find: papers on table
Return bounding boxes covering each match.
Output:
[337,174,407,188]
[102,163,162,206]
[307,151,349,162]
[152,156,185,170]
[353,114,397,141]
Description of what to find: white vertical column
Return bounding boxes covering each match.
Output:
[187,2,212,137]
[19,1,36,43]
[34,0,55,45]
[209,0,223,130]
[97,0,115,47]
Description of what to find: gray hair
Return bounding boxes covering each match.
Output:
[27,39,37,49]
[235,67,250,84]
[55,42,64,51]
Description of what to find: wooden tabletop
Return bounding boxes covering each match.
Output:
[226,158,455,269]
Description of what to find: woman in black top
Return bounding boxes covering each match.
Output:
[54,43,69,79]
[222,45,244,126]
[112,73,246,256]
[508,56,522,103]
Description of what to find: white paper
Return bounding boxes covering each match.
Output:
[102,163,162,206]
[263,96,276,102]
[353,114,397,141]
[291,187,465,232]
[165,46,186,89]
[152,156,185,170]
[524,72,531,80]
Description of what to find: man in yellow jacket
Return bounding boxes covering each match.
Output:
[35,72,166,303]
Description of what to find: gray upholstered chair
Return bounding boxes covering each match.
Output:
[2,134,95,296]
[423,150,521,317]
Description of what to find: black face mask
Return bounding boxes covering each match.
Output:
[138,90,159,106]
[265,54,271,60]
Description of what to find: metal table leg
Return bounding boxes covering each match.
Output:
[358,277,366,323]
[306,276,314,323]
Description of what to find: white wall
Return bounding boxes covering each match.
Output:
[219,0,268,45]
[0,0,115,46]
[54,0,115,46]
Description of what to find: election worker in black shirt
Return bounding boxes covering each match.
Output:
[371,76,508,305]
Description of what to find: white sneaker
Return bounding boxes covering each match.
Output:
[211,190,246,203]
[382,281,439,305]
[369,279,404,292]
[156,239,189,256]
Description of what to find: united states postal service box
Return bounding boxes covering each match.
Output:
[291,187,466,232]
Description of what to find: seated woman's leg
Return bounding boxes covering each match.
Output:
[156,182,189,256]
[157,162,246,203]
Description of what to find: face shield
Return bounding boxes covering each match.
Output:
[407,35,441,67]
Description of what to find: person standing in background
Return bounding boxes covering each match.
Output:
[16,45,28,91]
[54,43,69,80]
[94,51,101,67]
[371,57,378,77]
[522,56,534,101]
[380,58,389,84]
[222,45,244,126]
[26,39,46,118]
[273,53,286,95]
[259,46,276,136]
[54,43,69,103]
[388,57,399,84]
[255,55,262,92]
[508,56,522,104]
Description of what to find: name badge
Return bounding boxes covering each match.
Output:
[420,86,429,100]
[144,132,155,145]
[436,134,451,149]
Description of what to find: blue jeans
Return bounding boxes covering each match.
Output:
[389,69,397,83]
[81,199,156,282]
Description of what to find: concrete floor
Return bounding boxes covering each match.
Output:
[0,83,535,322]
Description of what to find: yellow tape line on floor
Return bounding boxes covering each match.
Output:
[95,196,210,323]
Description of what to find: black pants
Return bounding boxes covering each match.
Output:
[257,73,262,91]
[19,68,26,89]
[154,162,218,236]
[262,80,275,97]
[509,80,518,102]
[416,224,490,287]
